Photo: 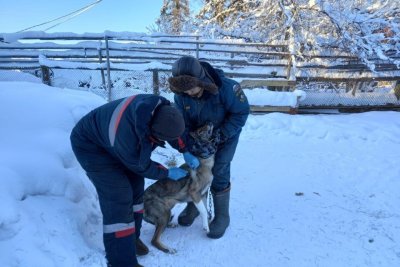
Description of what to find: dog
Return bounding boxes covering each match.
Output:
[143,123,215,254]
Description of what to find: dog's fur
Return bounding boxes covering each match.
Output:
[143,124,215,254]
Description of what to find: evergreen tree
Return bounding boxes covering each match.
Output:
[195,0,400,67]
[197,0,228,25]
[156,0,191,34]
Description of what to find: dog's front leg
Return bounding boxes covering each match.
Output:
[193,201,209,232]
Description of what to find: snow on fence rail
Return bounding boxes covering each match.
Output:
[0,31,399,110]
[0,31,294,95]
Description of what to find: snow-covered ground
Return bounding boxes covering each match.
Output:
[0,72,399,267]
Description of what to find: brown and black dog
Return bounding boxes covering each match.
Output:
[143,123,215,254]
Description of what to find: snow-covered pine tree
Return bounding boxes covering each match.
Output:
[197,0,224,25]
[156,0,191,34]
[314,0,400,69]
[197,0,261,40]
[195,0,400,68]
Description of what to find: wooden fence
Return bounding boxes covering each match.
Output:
[1,32,399,111]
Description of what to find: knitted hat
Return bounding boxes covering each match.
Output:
[168,56,218,94]
[151,105,185,141]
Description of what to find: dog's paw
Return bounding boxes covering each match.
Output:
[152,241,177,254]
[203,225,210,233]
[167,247,177,254]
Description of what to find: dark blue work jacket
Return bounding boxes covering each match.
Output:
[72,94,170,180]
[171,63,250,152]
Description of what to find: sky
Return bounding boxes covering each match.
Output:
[0,70,399,267]
[0,0,178,34]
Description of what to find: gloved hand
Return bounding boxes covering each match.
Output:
[211,128,227,146]
[167,167,188,181]
[183,152,200,169]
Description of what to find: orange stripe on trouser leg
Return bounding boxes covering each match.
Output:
[133,203,144,213]
[115,227,135,238]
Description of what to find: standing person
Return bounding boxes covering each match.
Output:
[70,94,189,267]
[168,56,250,239]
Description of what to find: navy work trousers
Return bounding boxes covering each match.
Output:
[211,133,240,192]
[70,129,143,267]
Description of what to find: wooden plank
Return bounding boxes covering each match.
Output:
[240,79,296,88]
[0,44,289,57]
[0,32,286,47]
[296,68,400,81]
[158,39,288,48]
[296,76,400,82]
[250,105,297,114]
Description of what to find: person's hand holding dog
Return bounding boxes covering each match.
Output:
[211,128,227,146]
[183,152,200,169]
[167,167,188,180]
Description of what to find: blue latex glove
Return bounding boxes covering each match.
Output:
[183,152,200,169]
[167,167,188,181]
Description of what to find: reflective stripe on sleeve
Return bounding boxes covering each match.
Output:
[108,95,136,147]
[151,99,163,116]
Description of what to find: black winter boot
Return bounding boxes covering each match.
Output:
[134,212,149,256]
[178,202,200,226]
[136,238,149,256]
[207,185,230,239]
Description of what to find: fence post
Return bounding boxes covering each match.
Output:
[230,52,234,70]
[286,54,292,90]
[40,66,51,86]
[104,36,112,101]
[196,36,200,59]
[98,43,106,89]
[286,26,296,92]
[395,81,400,100]
[152,70,160,95]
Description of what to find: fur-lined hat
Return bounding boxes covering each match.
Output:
[168,56,218,94]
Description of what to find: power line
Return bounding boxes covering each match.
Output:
[16,0,102,33]
[43,2,101,31]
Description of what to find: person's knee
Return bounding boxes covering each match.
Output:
[211,180,230,192]
[101,198,134,225]
[91,174,134,224]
